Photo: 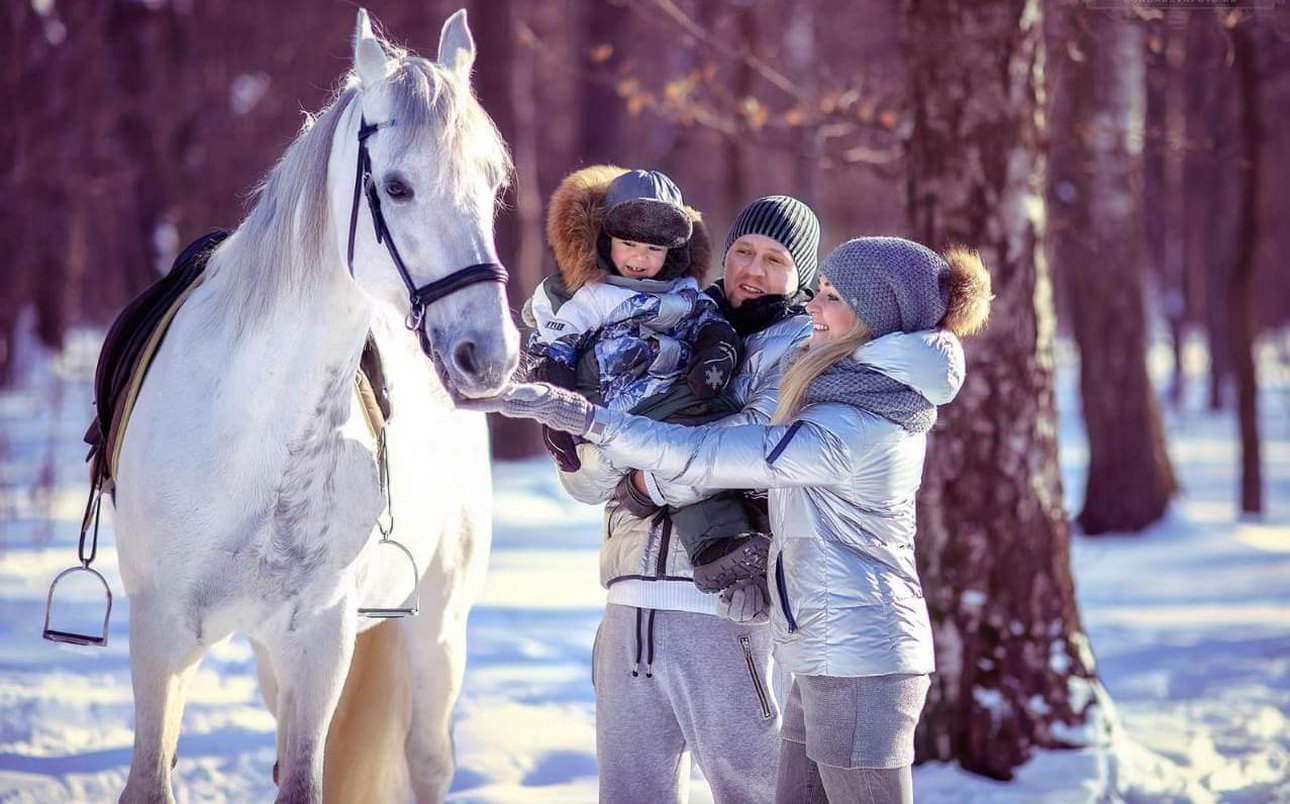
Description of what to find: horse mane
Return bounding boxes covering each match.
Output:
[206,42,512,334]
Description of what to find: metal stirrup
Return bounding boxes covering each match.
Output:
[357,429,419,618]
[43,485,113,646]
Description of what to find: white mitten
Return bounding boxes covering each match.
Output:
[458,382,594,435]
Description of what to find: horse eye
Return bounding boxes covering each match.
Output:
[384,179,412,201]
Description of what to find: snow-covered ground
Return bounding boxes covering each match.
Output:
[0,330,1286,803]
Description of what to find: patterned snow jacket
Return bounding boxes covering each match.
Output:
[527,164,734,411]
[527,275,734,411]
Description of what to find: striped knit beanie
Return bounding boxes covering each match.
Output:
[819,236,949,338]
[724,196,820,291]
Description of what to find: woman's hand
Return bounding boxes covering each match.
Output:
[456,382,595,435]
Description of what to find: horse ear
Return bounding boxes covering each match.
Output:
[437,9,476,79]
[354,8,390,88]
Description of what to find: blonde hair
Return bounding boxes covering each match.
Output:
[773,320,871,423]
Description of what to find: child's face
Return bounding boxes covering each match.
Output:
[610,237,668,279]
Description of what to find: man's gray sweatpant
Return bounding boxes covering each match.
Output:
[594,603,780,803]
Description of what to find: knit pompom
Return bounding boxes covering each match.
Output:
[939,246,992,337]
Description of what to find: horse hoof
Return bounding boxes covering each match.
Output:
[273,760,279,786]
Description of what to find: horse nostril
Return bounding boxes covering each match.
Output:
[453,340,478,377]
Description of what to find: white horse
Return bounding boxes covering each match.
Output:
[111,10,517,802]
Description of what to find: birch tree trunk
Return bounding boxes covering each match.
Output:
[902,0,1103,780]
[1049,6,1177,535]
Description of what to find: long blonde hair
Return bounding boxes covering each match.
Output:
[773,320,871,423]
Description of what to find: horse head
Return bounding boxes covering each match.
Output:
[340,9,519,397]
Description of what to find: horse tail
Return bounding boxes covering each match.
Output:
[323,620,411,803]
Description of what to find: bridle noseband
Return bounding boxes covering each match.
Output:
[345,116,508,355]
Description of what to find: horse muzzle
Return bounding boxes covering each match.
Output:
[425,322,519,398]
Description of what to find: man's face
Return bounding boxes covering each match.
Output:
[723,234,798,307]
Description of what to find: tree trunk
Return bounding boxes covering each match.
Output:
[902,0,1101,779]
[472,0,545,459]
[1229,20,1262,515]
[722,3,755,222]
[1145,12,1190,409]
[785,0,820,210]
[579,0,625,165]
[1162,12,1189,410]
[1184,17,1240,410]
[1050,7,1176,534]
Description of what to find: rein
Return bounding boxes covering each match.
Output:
[345,116,508,356]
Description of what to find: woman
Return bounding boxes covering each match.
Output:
[467,236,992,803]
[553,193,821,803]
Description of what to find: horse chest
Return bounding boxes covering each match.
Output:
[259,390,383,592]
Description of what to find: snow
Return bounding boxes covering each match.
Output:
[1,328,1287,802]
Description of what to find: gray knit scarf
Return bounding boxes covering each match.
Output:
[803,358,936,433]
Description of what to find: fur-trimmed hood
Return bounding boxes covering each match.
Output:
[546,164,712,292]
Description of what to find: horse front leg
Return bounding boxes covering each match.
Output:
[265,599,357,804]
[402,602,470,802]
[120,592,205,804]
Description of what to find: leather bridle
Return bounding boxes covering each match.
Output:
[345,116,508,357]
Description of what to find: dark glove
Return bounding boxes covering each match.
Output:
[543,426,582,473]
[716,576,770,624]
[456,382,595,434]
[533,354,578,391]
[686,322,741,399]
[613,472,661,518]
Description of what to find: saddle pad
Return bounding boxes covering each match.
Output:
[85,230,230,487]
[86,230,394,488]
[356,333,392,437]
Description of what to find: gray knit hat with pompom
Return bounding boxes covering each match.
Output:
[819,236,949,337]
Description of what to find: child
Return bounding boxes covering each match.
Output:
[525,166,767,592]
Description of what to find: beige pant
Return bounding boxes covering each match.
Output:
[774,738,912,804]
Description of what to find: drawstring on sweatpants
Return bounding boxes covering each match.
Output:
[645,609,656,677]
[631,607,658,678]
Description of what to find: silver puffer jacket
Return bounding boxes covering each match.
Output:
[559,313,813,589]
[583,329,966,677]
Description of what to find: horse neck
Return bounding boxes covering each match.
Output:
[200,182,372,416]
[199,92,460,426]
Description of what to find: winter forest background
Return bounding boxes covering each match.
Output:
[2,0,1289,801]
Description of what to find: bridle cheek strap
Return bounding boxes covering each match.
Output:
[345,115,509,351]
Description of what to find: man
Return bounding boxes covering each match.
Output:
[560,196,820,802]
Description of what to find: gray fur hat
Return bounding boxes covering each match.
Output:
[819,237,949,337]
[602,169,693,249]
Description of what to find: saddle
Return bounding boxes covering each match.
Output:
[84,230,393,493]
